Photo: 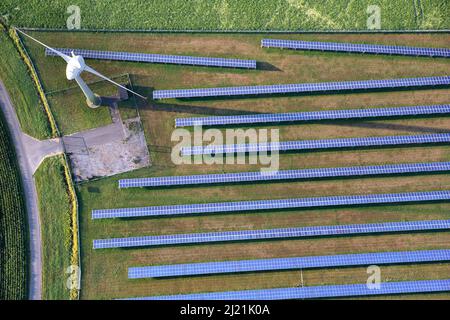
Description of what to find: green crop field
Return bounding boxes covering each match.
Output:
[0,109,28,300]
[20,31,450,299]
[0,0,449,30]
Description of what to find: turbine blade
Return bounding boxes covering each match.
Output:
[15,28,71,63]
[84,65,147,100]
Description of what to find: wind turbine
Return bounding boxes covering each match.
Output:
[16,29,147,108]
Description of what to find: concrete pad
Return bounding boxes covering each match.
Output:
[21,133,64,173]
[67,117,150,182]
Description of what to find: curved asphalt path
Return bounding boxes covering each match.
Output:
[0,81,42,300]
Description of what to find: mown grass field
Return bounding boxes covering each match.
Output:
[45,83,116,135]
[0,0,449,30]
[23,31,450,299]
[0,108,28,300]
[34,155,74,300]
[0,29,51,139]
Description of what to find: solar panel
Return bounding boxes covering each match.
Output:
[128,249,450,279]
[93,219,450,249]
[152,76,450,99]
[182,133,450,156]
[119,162,450,188]
[175,104,450,127]
[93,190,450,219]
[261,39,450,58]
[45,48,257,69]
[122,279,450,300]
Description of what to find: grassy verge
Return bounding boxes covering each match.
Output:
[34,155,78,300]
[0,26,51,139]
[0,108,28,300]
[0,0,448,30]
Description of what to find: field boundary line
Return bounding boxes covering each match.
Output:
[15,27,450,34]
[62,153,81,300]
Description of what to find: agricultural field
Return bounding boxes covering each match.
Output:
[0,109,28,300]
[21,31,450,299]
[34,156,73,300]
[0,0,449,31]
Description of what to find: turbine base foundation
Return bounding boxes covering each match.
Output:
[86,94,102,109]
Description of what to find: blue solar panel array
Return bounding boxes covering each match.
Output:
[128,249,450,279]
[175,104,450,127]
[119,162,450,188]
[92,190,450,219]
[182,133,450,156]
[93,219,450,249]
[45,48,257,69]
[122,279,450,300]
[152,76,450,99]
[261,39,450,58]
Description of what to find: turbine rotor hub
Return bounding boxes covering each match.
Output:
[66,55,86,80]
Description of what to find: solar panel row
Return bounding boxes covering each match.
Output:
[45,48,257,69]
[175,104,450,127]
[152,76,450,99]
[181,133,450,156]
[128,249,450,279]
[92,190,450,220]
[118,161,450,188]
[121,279,450,300]
[261,39,450,58]
[93,219,450,249]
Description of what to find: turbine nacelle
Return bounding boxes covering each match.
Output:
[66,54,86,80]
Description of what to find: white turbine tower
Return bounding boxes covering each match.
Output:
[16,29,146,108]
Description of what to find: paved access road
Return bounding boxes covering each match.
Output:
[0,81,43,300]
